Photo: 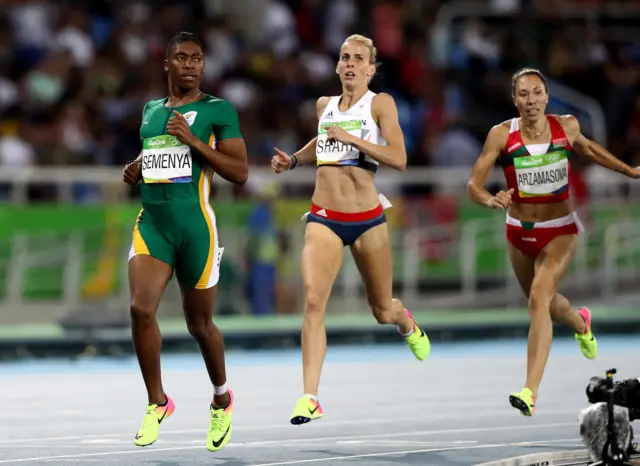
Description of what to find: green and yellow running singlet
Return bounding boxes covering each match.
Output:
[129,94,242,289]
[139,95,242,204]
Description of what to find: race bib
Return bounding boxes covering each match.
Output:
[316,120,362,164]
[514,151,569,197]
[141,135,192,184]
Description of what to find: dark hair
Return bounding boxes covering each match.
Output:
[511,67,548,97]
[165,32,205,59]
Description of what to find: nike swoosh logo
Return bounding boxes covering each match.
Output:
[211,425,230,448]
[309,406,318,415]
[157,406,168,424]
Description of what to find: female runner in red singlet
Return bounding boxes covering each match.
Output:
[467,67,640,417]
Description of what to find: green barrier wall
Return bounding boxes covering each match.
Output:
[0,203,255,300]
[1,201,639,300]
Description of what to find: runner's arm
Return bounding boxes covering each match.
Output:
[188,100,248,186]
[345,93,406,171]
[467,124,508,206]
[561,115,639,178]
[290,136,318,166]
[191,136,248,186]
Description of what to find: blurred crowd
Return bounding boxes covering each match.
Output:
[0,0,639,174]
[0,0,638,316]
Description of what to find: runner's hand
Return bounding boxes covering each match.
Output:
[271,147,292,173]
[167,111,197,146]
[324,124,353,144]
[488,188,514,209]
[123,160,142,185]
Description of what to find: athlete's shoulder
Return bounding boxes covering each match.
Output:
[199,94,243,139]
[551,113,579,127]
[371,91,395,102]
[488,119,511,137]
[483,120,510,151]
[315,96,332,119]
[144,98,166,111]
[141,98,166,115]
[200,94,227,104]
[371,92,397,111]
[198,94,239,119]
[198,94,237,110]
[550,114,581,142]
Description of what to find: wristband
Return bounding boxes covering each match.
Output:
[290,155,298,170]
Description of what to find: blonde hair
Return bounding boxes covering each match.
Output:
[341,34,378,83]
[343,34,378,64]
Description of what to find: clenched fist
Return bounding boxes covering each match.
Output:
[167,111,197,146]
[488,188,514,209]
[324,124,353,144]
[123,160,142,185]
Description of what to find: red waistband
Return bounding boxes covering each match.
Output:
[310,203,384,222]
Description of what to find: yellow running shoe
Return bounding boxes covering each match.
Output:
[509,388,536,416]
[403,309,431,361]
[290,395,324,425]
[133,396,175,447]
[575,307,597,360]
[207,389,234,452]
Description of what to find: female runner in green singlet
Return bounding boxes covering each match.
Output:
[122,31,247,452]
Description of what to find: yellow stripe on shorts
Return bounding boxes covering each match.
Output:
[196,166,217,289]
[132,208,150,255]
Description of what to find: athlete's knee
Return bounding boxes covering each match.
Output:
[183,307,215,342]
[303,290,327,318]
[129,299,157,324]
[528,281,555,314]
[186,319,214,342]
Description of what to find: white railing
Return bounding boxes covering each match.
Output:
[2,212,640,325]
[601,219,640,299]
[2,164,640,324]
[401,215,640,307]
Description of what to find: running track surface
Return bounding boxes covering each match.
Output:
[1,336,637,465]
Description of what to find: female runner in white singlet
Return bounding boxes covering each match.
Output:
[271,34,431,425]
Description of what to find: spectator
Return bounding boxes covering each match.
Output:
[0,0,635,193]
